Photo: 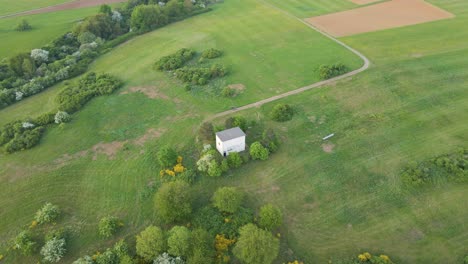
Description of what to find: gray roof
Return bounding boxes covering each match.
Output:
[216,127,245,141]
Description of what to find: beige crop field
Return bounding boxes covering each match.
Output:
[306,0,455,37]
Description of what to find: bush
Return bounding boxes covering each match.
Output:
[227,152,243,168]
[4,126,44,153]
[221,86,236,97]
[198,122,214,142]
[78,31,97,44]
[212,187,244,214]
[13,230,36,255]
[258,204,283,230]
[95,248,119,264]
[261,128,279,153]
[98,216,120,238]
[193,206,253,238]
[40,237,66,263]
[72,255,94,264]
[16,19,32,31]
[319,63,348,79]
[155,48,195,71]
[34,202,60,224]
[131,5,168,32]
[250,142,269,161]
[136,225,166,261]
[154,181,193,223]
[270,103,293,122]
[224,115,247,131]
[54,111,71,124]
[201,48,222,59]
[174,64,227,85]
[154,252,185,264]
[233,224,279,264]
[167,226,192,257]
[157,146,178,168]
[188,228,215,264]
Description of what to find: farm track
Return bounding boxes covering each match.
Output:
[206,0,371,121]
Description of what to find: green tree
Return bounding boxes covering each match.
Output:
[212,187,244,213]
[258,204,283,230]
[227,152,243,168]
[167,226,192,257]
[99,4,112,15]
[188,229,215,264]
[233,224,279,264]
[98,216,119,238]
[154,181,192,223]
[73,13,113,39]
[270,103,294,122]
[35,202,60,224]
[136,225,166,261]
[157,146,177,168]
[13,230,36,255]
[131,5,168,32]
[225,116,247,131]
[15,19,32,31]
[9,53,35,77]
[40,237,66,263]
[164,0,183,18]
[250,141,269,161]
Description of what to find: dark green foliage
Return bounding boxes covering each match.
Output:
[15,19,32,31]
[13,230,37,255]
[155,48,195,71]
[224,115,247,131]
[258,204,283,230]
[73,13,115,40]
[270,103,294,122]
[164,0,185,18]
[95,248,119,264]
[33,112,56,126]
[99,4,112,15]
[157,146,178,168]
[212,187,244,213]
[233,224,279,264]
[201,48,222,59]
[402,149,467,186]
[193,206,253,238]
[56,72,122,113]
[4,126,44,153]
[9,53,35,78]
[174,64,226,85]
[227,152,243,168]
[199,122,214,142]
[0,89,15,108]
[154,181,193,223]
[188,228,215,264]
[319,63,348,79]
[131,5,168,32]
[261,128,279,153]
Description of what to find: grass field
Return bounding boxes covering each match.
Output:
[0,0,467,263]
[0,0,70,16]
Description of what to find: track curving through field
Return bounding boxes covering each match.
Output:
[206,0,371,121]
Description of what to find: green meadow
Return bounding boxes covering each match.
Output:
[0,0,70,16]
[0,0,467,263]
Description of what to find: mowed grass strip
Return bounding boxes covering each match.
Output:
[0,0,70,16]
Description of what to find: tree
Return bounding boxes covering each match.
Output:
[164,0,184,18]
[95,248,118,264]
[188,229,215,264]
[212,187,244,213]
[40,237,66,263]
[258,204,283,230]
[167,226,192,257]
[99,4,112,15]
[13,230,36,255]
[270,103,293,122]
[130,5,168,32]
[73,13,113,39]
[154,252,185,264]
[78,31,97,44]
[227,152,242,168]
[233,224,279,264]
[157,146,177,168]
[98,216,119,238]
[136,225,166,261]
[250,142,269,161]
[16,19,32,31]
[154,181,192,223]
[9,53,35,78]
[225,116,247,131]
[35,202,60,224]
[54,111,71,124]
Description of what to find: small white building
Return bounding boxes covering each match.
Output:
[215,127,246,157]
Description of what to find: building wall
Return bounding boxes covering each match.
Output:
[216,136,245,156]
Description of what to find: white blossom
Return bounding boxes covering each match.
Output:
[15,91,24,101]
[158,1,166,6]
[111,10,122,21]
[55,111,71,124]
[31,49,49,62]
[22,122,35,128]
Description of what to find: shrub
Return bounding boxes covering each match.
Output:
[319,63,348,79]
[221,86,236,97]
[54,111,71,124]
[78,31,97,44]
[270,103,293,122]
[258,204,283,230]
[72,255,94,264]
[98,216,120,238]
[201,48,222,59]
[13,230,36,255]
[261,128,279,153]
[154,181,192,223]
[193,206,253,238]
[233,224,279,264]
[174,64,227,85]
[30,49,49,63]
[168,226,192,257]
[227,152,243,168]
[212,187,244,214]
[224,115,247,131]
[136,225,166,261]
[198,122,214,142]
[34,202,60,224]
[188,228,215,264]
[95,248,119,264]
[16,19,32,31]
[131,5,168,32]
[40,237,66,263]
[157,146,178,168]
[73,13,114,39]
[250,142,269,161]
[155,48,195,71]
[154,252,185,264]
[4,126,44,153]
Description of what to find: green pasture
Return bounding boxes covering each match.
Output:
[0,0,467,263]
[0,0,70,16]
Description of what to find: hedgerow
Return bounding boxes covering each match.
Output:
[155,48,196,71]
[175,64,226,85]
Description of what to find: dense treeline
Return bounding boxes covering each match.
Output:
[0,0,213,109]
[0,73,122,153]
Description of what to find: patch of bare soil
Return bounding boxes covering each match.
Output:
[133,128,166,146]
[121,86,170,100]
[306,0,454,37]
[322,143,335,153]
[228,84,246,92]
[349,0,381,4]
[91,141,127,160]
[4,0,127,18]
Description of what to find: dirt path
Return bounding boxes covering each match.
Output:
[0,0,126,19]
[206,0,371,122]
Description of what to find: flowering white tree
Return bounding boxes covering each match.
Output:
[112,10,122,21]
[31,49,49,63]
[72,256,93,264]
[55,67,69,81]
[54,111,71,124]
[15,91,24,101]
[40,237,66,263]
[22,122,35,129]
[153,253,185,264]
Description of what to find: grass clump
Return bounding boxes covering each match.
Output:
[201,48,222,59]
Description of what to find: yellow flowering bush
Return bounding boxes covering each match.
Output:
[215,234,236,263]
[287,261,304,264]
[29,220,38,229]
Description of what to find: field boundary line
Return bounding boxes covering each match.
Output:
[206,0,371,121]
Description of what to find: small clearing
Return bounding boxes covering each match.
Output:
[348,0,381,5]
[121,86,170,100]
[306,0,454,37]
[322,143,335,153]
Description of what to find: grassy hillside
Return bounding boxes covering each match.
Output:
[0,0,70,16]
